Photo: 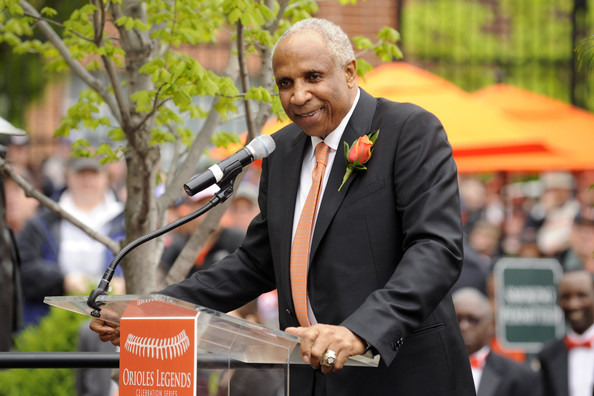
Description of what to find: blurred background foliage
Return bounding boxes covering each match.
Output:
[0,1,79,126]
[401,0,594,111]
[1,0,592,128]
[0,307,86,395]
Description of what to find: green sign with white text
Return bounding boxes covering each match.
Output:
[494,258,564,353]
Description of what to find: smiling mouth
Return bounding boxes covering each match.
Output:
[297,109,319,119]
[568,311,585,321]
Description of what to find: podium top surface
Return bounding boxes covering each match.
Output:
[45,293,379,367]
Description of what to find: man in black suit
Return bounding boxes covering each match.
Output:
[538,270,594,396]
[453,287,541,396]
[92,18,474,395]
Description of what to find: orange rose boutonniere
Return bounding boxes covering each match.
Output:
[338,130,379,191]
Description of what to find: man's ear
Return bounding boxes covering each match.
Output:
[343,59,357,88]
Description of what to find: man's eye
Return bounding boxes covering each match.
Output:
[308,74,321,81]
[277,80,290,89]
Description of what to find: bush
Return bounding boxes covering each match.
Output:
[0,307,87,396]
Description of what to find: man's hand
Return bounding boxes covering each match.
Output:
[89,318,121,346]
[285,324,366,374]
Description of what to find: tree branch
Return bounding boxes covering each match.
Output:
[131,84,168,134]
[0,157,121,254]
[237,21,257,143]
[94,2,130,130]
[255,0,286,128]
[19,0,123,126]
[157,41,241,211]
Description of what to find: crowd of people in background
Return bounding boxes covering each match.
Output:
[455,169,594,295]
[2,132,594,395]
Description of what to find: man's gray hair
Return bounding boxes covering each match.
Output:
[272,18,355,68]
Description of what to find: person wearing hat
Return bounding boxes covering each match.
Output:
[527,171,581,258]
[16,155,125,327]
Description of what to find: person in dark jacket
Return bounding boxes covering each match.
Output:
[17,157,125,327]
[453,287,541,396]
[538,270,594,396]
[91,18,474,396]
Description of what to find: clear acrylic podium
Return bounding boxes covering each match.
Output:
[45,293,379,395]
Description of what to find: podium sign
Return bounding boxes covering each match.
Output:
[119,300,199,396]
[44,293,380,395]
[493,258,564,353]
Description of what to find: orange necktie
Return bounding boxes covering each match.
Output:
[290,142,330,327]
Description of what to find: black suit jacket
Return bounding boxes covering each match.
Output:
[161,89,475,395]
[478,352,542,396]
[538,338,570,396]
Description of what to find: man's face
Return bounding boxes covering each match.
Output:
[558,271,594,334]
[272,31,357,139]
[454,295,493,355]
[67,168,109,200]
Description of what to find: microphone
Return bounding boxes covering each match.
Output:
[184,134,276,196]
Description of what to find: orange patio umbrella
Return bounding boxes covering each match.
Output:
[257,62,554,173]
[359,63,551,160]
[470,83,594,171]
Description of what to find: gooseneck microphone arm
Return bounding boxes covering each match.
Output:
[86,163,243,317]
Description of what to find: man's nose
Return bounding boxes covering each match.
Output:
[566,296,583,311]
[291,81,311,105]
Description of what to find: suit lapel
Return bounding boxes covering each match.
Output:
[478,354,502,396]
[553,344,570,396]
[277,131,310,306]
[310,89,378,258]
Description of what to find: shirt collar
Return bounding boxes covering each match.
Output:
[469,345,490,362]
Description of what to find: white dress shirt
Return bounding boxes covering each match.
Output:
[58,190,123,280]
[567,324,594,396]
[291,88,360,324]
[469,345,490,392]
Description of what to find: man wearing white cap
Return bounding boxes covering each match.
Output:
[17,156,125,327]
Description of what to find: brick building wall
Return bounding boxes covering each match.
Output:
[317,0,399,67]
[23,2,400,168]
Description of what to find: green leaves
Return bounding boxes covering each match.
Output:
[222,0,273,27]
[356,59,373,79]
[353,26,403,67]
[115,15,149,32]
[1,0,405,172]
[245,86,273,104]
[54,89,108,138]
[211,131,241,148]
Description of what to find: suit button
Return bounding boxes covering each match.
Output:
[392,338,404,350]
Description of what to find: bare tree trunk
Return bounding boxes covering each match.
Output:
[113,0,162,294]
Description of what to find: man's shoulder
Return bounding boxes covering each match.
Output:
[537,337,566,360]
[374,96,436,121]
[269,123,307,153]
[488,351,532,372]
[26,208,60,230]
